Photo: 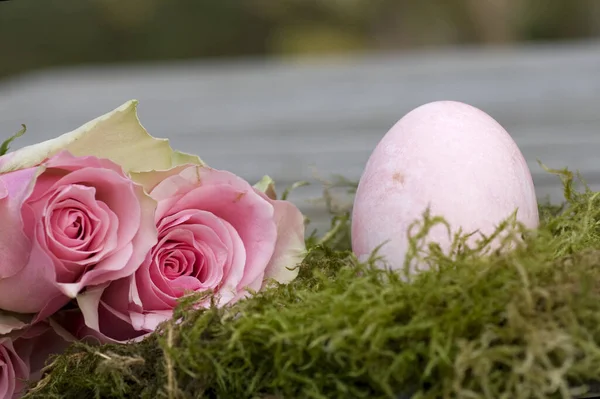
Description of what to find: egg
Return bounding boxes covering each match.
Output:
[351,100,539,271]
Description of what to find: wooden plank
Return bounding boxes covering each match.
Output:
[1,41,600,232]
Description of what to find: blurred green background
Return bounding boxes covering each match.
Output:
[1,0,600,81]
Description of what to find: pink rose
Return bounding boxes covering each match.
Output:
[0,320,70,399]
[75,165,306,342]
[0,337,28,399]
[0,150,157,320]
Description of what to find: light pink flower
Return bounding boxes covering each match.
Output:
[75,165,306,342]
[0,320,71,399]
[0,337,28,399]
[0,150,157,321]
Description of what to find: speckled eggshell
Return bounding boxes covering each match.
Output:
[351,100,539,271]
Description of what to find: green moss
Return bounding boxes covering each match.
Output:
[22,168,600,399]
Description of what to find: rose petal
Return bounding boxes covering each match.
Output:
[0,230,66,313]
[59,243,133,298]
[0,168,38,279]
[261,199,306,285]
[0,101,204,175]
[76,283,109,333]
[129,309,171,333]
[0,338,28,399]
[0,314,28,335]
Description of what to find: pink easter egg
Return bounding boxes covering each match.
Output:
[351,101,539,271]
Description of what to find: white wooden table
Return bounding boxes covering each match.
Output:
[1,40,599,232]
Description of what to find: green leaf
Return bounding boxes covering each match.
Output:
[253,175,277,200]
[0,124,26,156]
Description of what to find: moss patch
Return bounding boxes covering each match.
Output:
[22,167,600,399]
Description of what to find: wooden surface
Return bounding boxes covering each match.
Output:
[1,40,600,233]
